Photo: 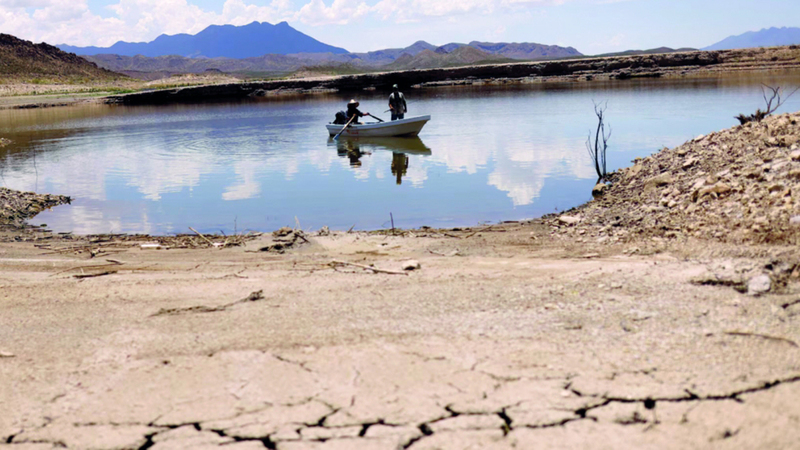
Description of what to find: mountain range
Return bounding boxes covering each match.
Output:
[84,44,517,78]
[704,27,800,50]
[58,21,582,77]
[58,21,348,58]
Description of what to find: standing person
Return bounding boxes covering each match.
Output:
[346,99,368,124]
[388,84,407,121]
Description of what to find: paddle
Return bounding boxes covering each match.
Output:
[368,113,384,123]
[333,115,357,140]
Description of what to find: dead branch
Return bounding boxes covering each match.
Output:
[427,249,461,257]
[52,262,122,276]
[330,260,408,275]
[781,299,800,310]
[151,290,265,317]
[73,270,118,279]
[735,84,799,124]
[586,101,611,183]
[465,225,494,239]
[722,331,798,348]
[189,227,217,246]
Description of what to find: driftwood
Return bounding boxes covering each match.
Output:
[781,299,800,310]
[428,249,461,257]
[52,261,123,277]
[722,331,798,348]
[151,290,265,317]
[465,226,493,239]
[189,227,217,246]
[73,270,118,279]
[330,260,408,276]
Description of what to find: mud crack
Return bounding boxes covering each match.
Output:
[573,373,800,416]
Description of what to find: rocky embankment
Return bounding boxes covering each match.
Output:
[108,46,800,105]
[549,112,800,245]
[0,187,71,227]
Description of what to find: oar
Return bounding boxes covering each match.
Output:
[368,113,384,123]
[333,115,357,140]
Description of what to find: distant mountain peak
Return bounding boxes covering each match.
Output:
[57,21,348,58]
[704,26,800,50]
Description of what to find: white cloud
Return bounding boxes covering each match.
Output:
[0,0,297,46]
[297,0,371,26]
[0,0,592,46]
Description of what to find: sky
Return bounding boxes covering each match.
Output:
[0,0,798,54]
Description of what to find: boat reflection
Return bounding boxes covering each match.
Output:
[328,137,432,185]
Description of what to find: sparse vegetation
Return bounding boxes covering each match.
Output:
[735,84,799,125]
[586,101,612,183]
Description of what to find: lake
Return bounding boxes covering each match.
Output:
[2,73,800,235]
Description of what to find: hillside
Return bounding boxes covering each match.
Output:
[468,41,581,59]
[704,27,800,50]
[384,46,512,70]
[58,21,348,58]
[594,47,697,57]
[85,53,308,78]
[0,34,123,82]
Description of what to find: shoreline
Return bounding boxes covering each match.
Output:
[1,46,799,110]
[105,46,800,105]
[4,111,800,240]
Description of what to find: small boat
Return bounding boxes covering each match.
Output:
[327,115,431,138]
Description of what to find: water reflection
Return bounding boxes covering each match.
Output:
[1,72,799,233]
[329,136,432,184]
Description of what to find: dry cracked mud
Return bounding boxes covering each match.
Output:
[2,225,800,449]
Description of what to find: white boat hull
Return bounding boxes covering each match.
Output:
[327,115,431,138]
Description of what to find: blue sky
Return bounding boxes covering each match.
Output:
[2,0,798,54]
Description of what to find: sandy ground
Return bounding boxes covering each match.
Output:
[1,223,799,449]
[0,74,245,110]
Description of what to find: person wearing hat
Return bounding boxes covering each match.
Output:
[346,99,368,124]
[388,84,407,121]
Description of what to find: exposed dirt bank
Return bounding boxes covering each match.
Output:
[0,74,248,110]
[0,187,71,228]
[107,46,800,106]
[548,112,800,246]
[2,112,800,448]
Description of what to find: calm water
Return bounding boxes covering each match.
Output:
[1,73,800,234]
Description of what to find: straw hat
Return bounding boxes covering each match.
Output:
[348,99,359,106]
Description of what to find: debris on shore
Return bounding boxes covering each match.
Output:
[0,187,71,227]
[0,138,11,147]
[547,112,800,245]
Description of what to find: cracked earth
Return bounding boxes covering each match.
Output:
[1,224,800,449]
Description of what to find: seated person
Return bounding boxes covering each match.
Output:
[346,99,369,124]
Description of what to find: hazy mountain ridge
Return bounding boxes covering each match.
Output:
[58,21,348,58]
[0,33,123,81]
[594,47,697,57]
[468,41,582,59]
[52,21,583,77]
[704,27,800,50]
[385,46,513,70]
[85,53,312,78]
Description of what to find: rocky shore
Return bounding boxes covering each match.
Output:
[548,111,800,246]
[108,45,800,105]
[0,187,71,227]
